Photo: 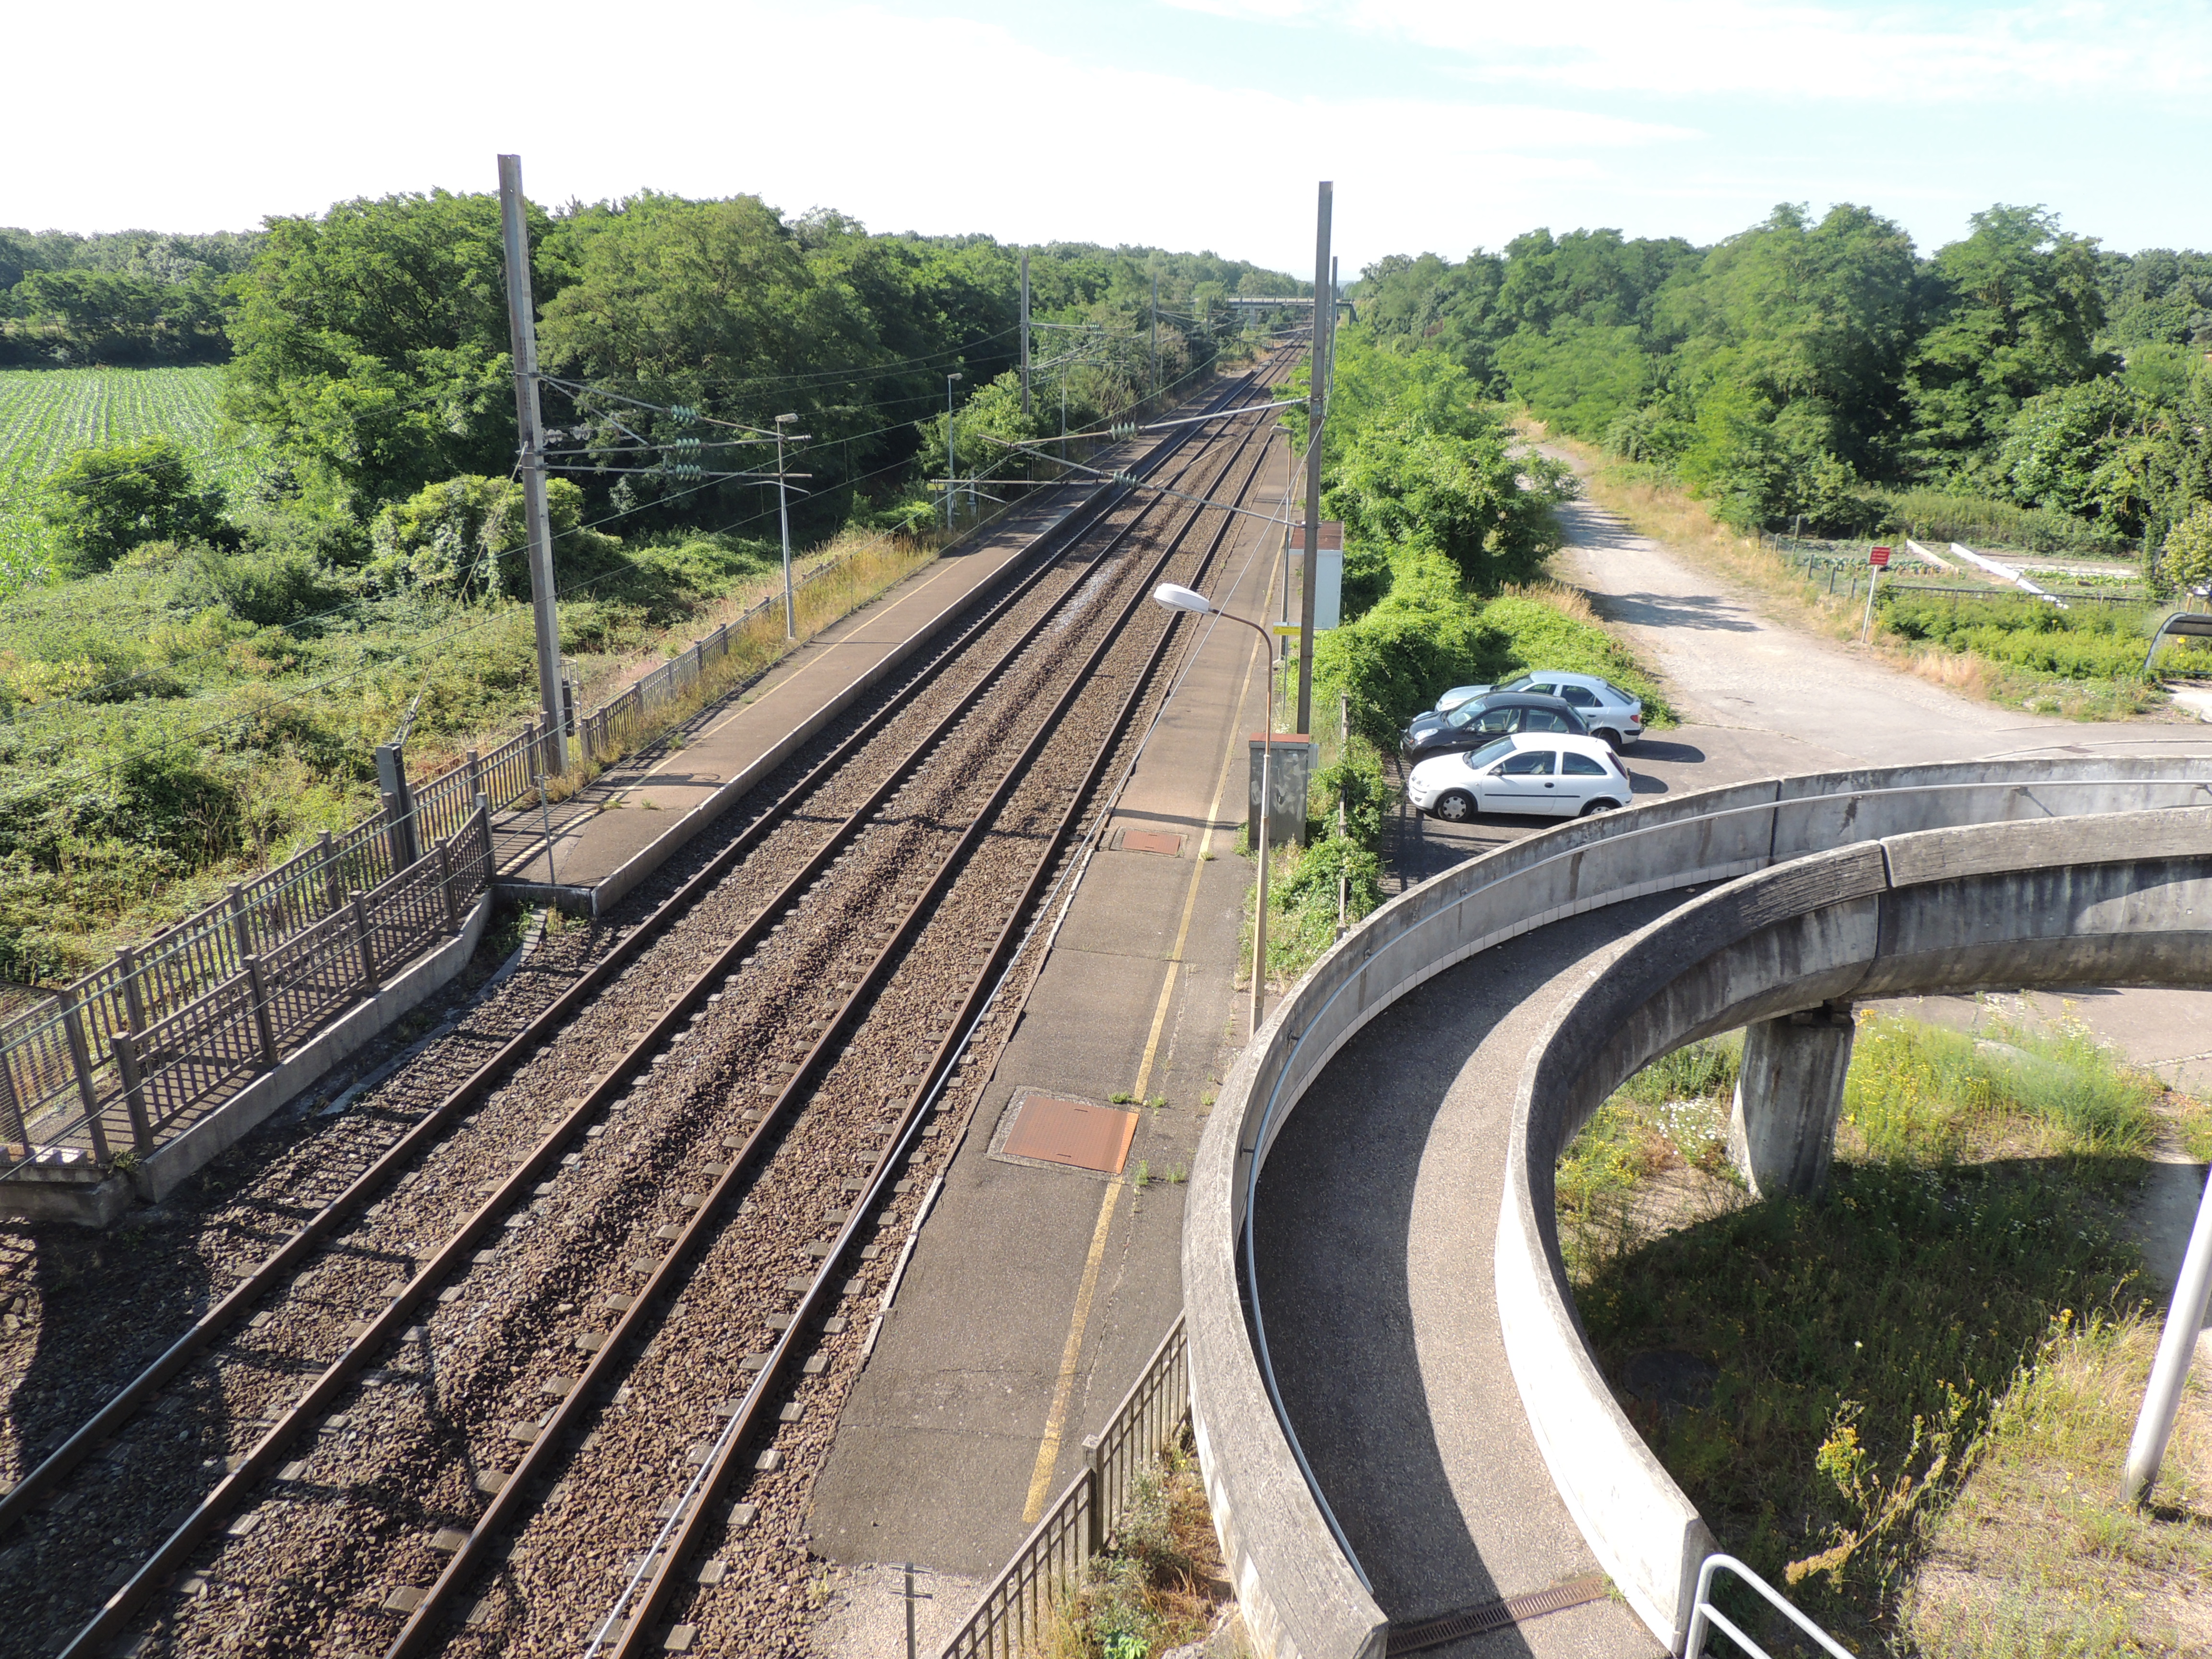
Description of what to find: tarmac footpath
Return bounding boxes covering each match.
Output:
[807,424,1293,1597]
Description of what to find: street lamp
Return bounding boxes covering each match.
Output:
[774,413,808,639]
[945,373,963,531]
[1154,582,1277,1037]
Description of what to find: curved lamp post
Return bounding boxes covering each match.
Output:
[1154,582,1275,1037]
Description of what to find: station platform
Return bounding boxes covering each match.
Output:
[487,479,1109,916]
[808,425,1292,1592]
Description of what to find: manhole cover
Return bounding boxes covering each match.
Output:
[1117,829,1184,856]
[1002,1095,1139,1174]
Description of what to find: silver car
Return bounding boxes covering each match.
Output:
[1434,671,1644,749]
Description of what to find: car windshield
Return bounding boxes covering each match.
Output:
[1463,738,1515,770]
[1443,699,1489,729]
[1496,673,1537,692]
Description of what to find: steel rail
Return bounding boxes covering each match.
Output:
[382,358,1289,1659]
[602,361,1287,1658]
[41,375,1266,1659]
[1,382,1224,1545]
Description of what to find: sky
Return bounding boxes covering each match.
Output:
[8,0,2208,277]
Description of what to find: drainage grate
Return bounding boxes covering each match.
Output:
[1384,1573,1611,1655]
[1002,1094,1140,1173]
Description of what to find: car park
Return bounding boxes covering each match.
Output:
[1405,733,1632,823]
[1430,671,1645,749]
[1400,691,1587,761]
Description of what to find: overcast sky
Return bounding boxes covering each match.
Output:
[11,0,2206,275]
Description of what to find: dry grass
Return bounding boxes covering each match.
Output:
[1045,1431,1233,1659]
[1901,1312,2212,1657]
[514,529,941,806]
[1528,427,2163,723]
[1497,577,1601,625]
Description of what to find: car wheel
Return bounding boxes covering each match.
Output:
[1599,729,1623,753]
[1579,798,1621,817]
[1433,790,1475,823]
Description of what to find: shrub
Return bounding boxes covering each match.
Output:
[2161,501,2212,594]
[40,436,230,574]
[1880,592,2156,681]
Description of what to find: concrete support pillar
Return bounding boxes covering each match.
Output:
[1727,1000,1857,1199]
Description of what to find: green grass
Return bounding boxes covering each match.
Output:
[1559,1010,2185,1650]
[0,366,265,591]
[0,525,928,984]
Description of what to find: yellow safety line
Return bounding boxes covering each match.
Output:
[1018,504,1276,1524]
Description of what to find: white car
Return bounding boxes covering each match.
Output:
[1432,671,1645,748]
[1406,733,1633,823]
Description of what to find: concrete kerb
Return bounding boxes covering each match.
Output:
[1500,809,2212,1654]
[1186,757,2212,1659]
[0,893,493,1226]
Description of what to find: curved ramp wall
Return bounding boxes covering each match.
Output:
[1184,759,2212,1659]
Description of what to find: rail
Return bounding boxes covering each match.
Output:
[938,1315,1190,1659]
[1684,1555,1851,1659]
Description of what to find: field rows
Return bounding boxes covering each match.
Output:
[0,367,268,580]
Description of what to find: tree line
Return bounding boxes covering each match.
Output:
[0,228,264,366]
[1354,204,2212,563]
[29,188,1300,595]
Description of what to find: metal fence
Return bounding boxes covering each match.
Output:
[940,1315,1191,1659]
[0,802,496,1167]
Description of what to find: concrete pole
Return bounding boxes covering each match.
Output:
[1297,181,1332,736]
[1150,269,1159,397]
[2123,1168,2212,1505]
[775,417,797,639]
[1020,250,1032,418]
[1728,1002,1857,1198]
[496,154,567,775]
[945,372,962,531]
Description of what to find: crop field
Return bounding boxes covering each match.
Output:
[0,366,265,589]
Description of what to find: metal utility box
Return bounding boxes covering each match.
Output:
[1248,736,1315,848]
[1285,521,1344,630]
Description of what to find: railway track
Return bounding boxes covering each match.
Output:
[5,350,1291,1659]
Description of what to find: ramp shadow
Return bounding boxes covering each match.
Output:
[1250,895,1684,1642]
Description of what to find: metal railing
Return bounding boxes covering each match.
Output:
[939,1315,1190,1659]
[1684,1554,1851,1659]
[0,801,496,1169]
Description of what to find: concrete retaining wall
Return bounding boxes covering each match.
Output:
[1184,758,2212,1659]
[1503,807,2212,1650]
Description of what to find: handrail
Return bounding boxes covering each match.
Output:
[1684,1554,1851,1659]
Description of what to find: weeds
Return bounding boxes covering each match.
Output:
[1046,1433,1228,1659]
[1558,1010,2169,1648]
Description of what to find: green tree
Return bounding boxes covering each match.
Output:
[223,191,528,513]
[1906,205,2111,478]
[2162,503,2212,595]
[40,437,227,572]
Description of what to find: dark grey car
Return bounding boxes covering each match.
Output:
[1400,692,1588,761]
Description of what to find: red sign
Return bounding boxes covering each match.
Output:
[1868,546,1892,567]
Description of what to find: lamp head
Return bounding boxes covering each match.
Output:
[775,412,798,423]
[1152,583,1212,615]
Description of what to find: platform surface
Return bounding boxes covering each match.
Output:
[488,481,1106,909]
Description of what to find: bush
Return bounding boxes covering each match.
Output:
[2161,501,2212,594]
[1880,592,2156,680]
[192,542,337,627]
[40,437,229,573]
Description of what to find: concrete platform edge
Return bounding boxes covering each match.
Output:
[134,893,493,1209]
